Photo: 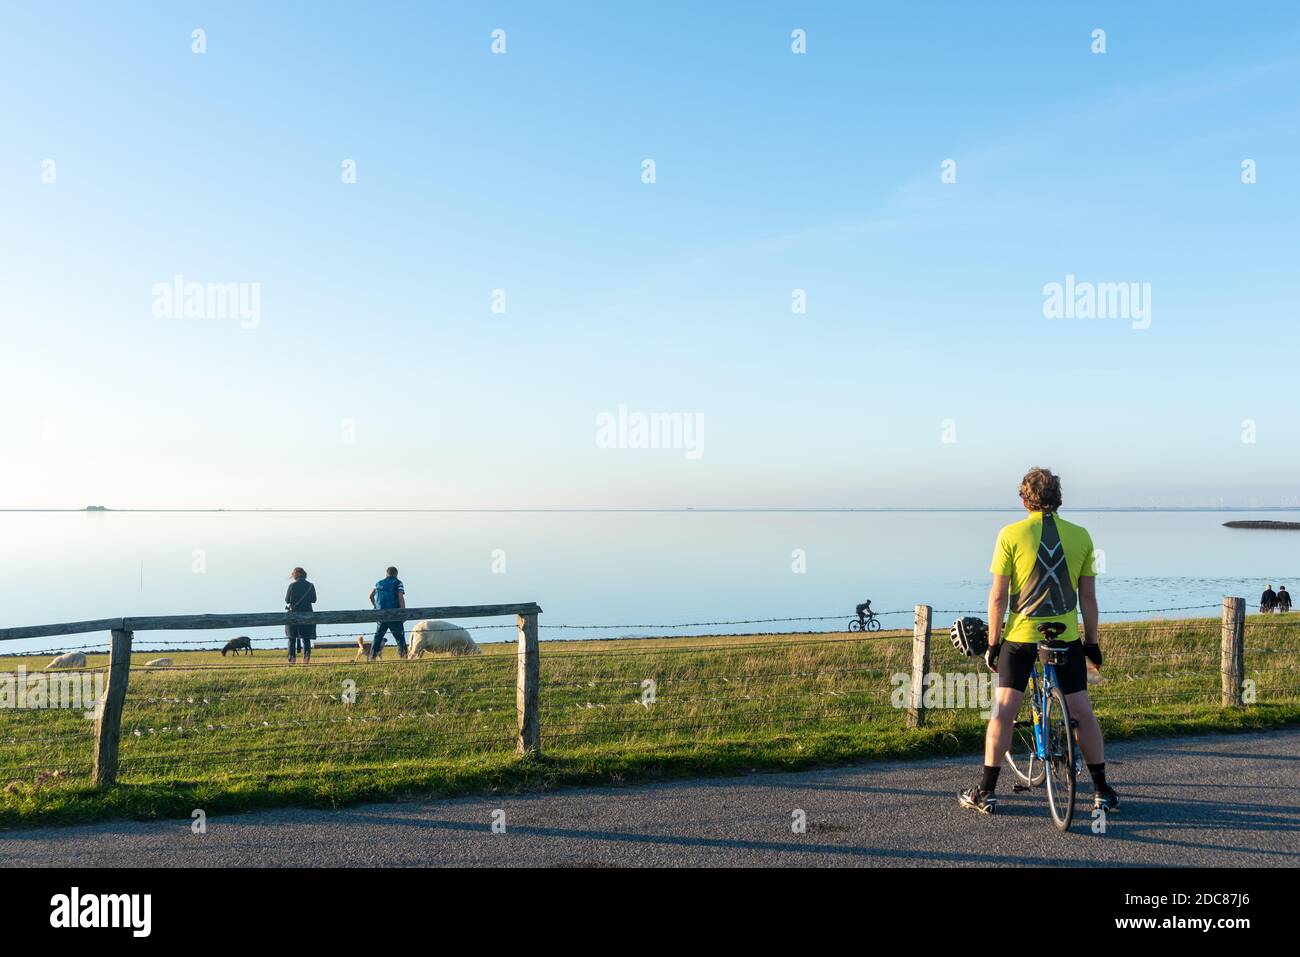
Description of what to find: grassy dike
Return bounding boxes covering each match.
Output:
[1,615,1297,828]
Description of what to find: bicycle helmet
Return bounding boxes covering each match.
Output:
[950,616,989,657]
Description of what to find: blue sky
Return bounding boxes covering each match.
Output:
[2,1,1299,508]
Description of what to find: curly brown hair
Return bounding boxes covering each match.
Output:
[1019,467,1063,512]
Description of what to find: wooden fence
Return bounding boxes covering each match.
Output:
[902,596,1249,726]
[0,602,543,785]
[0,595,1255,788]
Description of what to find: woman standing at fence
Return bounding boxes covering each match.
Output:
[285,567,317,664]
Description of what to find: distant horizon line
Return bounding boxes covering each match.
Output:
[4,506,1300,514]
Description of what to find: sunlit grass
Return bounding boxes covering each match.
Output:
[1,615,1296,827]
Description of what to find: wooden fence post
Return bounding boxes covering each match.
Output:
[92,628,132,786]
[516,612,541,756]
[908,605,932,728]
[1221,596,1245,707]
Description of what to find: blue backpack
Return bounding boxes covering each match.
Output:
[374,577,403,609]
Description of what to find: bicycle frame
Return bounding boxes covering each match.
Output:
[1024,659,1056,762]
[1002,621,1082,829]
[1009,644,1081,830]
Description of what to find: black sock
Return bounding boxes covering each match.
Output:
[1088,762,1107,789]
[980,765,1001,793]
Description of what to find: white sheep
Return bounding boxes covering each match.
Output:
[144,658,173,668]
[45,651,88,670]
[407,620,479,659]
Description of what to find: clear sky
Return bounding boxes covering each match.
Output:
[3,2,1298,509]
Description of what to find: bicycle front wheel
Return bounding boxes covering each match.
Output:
[865,618,881,632]
[1042,686,1077,831]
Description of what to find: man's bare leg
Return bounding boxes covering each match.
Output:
[985,686,1023,766]
[1066,690,1103,764]
[1066,689,1118,808]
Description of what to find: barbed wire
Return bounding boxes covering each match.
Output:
[542,709,901,741]
[542,664,901,688]
[545,687,899,713]
[542,699,899,732]
[1088,689,1226,702]
[127,686,509,703]
[0,729,95,746]
[543,604,1225,631]
[125,658,512,673]
[116,733,518,768]
[122,710,516,741]
[535,633,909,661]
[0,761,92,776]
[0,602,1231,656]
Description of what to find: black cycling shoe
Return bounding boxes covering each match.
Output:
[1093,784,1120,812]
[958,786,997,815]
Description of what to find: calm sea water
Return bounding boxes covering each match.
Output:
[2,510,1296,655]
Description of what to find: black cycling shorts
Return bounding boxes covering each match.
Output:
[997,640,1088,695]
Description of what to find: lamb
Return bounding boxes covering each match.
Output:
[144,658,173,668]
[45,651,88,670]
[221,636,253,656]
[407,620,479,659]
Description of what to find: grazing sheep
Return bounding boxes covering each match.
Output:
[221,636,253,657]
[407,620,479,659]
[144,658,173,668]
[45,651,88,670]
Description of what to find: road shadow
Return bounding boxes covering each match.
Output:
[337,809,1122,867]
[1143,747,1300,763]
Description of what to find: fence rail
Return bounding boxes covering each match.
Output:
[0,603,543,642]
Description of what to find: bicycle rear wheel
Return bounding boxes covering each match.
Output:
[848,619,863,632]
[1005,700,1045,787]
[1043,686,1076,830]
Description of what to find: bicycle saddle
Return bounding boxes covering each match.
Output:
[1036,622,1067,641]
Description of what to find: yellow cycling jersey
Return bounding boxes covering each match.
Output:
[989,511,1097,643]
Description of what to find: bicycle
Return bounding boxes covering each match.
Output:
[1004,622,1083,830]
[848,602,882,632]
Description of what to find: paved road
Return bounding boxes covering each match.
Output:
[5,730,1298,867]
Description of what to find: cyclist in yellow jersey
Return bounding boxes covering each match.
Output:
[959,468,1119,815]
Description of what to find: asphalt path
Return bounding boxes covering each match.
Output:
[4,729,1297,867]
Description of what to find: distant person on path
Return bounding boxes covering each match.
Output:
[285,567,317,664]
[369,566,407,660]
[1260,584,1278,614]
[959,467,1117,816]
[1277,586,1291,613]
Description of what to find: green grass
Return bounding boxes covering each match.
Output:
[2,615,1297,828]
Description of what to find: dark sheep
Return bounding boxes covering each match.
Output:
[221,636,253,657]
